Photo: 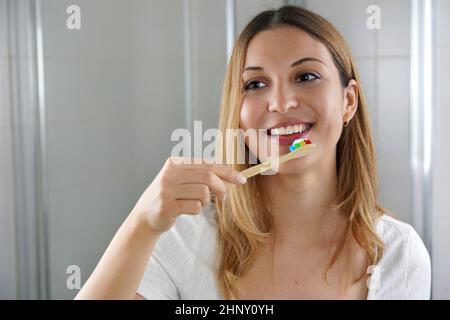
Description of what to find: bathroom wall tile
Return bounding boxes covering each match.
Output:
[131,59,186,195]
[377,0,411,57]
[0,57,12,128]
[190,0,227,130]
[0,124,17,299]
[3,0,36,60]
[432,214,450,298]
[0,0,9,58]
[8,58,36,128]
[42,0,131,61]
[236,0,285,34]
[376,58,411,182]
[436,46,450,133]
[437,0,450,46]
[0,127,14,194]
[433,131,450,220]
[44,59,133,125]
[356,57,378,140]
[0,58,15,268]
[130,0,187,196]
[46,118,136,299]
[432,1,450,299]
[130,0,184,63]
[304,0,378,57]
[44,57,135,298]
[379,179,412,225]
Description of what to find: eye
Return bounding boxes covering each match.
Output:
[243,80,267,91]
[297,72,320,82]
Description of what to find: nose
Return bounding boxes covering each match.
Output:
[267,82,298,114]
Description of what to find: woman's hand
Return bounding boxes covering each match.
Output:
[131,157,247,234]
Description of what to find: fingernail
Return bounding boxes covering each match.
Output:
[236,173,247,184]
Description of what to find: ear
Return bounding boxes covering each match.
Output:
[342,79,358,123]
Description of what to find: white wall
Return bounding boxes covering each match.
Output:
[432,0,450,300]
[42,0,135,299]
[41,0,230,298]
[235,0,285,32]
[0,0,18,299]
[129,0,186,203]
[189,0,228,130]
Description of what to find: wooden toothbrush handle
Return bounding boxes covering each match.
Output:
[240,144,316,179]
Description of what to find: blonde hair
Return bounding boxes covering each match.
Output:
[215,5,385,299]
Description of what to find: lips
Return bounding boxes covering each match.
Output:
[267,120,314,134]
[266,120,315,146]
[269,125,313,145]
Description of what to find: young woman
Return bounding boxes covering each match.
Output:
[76,5,431,300]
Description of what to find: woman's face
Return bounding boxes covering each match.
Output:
[239,26,358,174]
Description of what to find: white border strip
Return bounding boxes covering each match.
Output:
[183,0,193,133]
[35,0,50,299]
[226,0,236,62]
[410,0,433,254]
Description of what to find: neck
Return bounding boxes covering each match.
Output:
[260,150,344,247]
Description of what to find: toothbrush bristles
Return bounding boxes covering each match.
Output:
[289,138,312,152]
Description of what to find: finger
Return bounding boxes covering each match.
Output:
[172,184,211,207]
[178,171,227,200]
[174,199,203,215]
[166,157,211,166]
[183,164,246,185]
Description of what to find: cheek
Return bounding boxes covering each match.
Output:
[313,92,344,145]
[239,98,265,130]
[240,99,268,158]
[239,103,253,131]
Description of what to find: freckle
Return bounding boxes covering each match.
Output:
[294,280,298,285]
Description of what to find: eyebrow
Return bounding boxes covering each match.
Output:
[243,57,325,73]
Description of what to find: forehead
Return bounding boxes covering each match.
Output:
[244,26,333,69]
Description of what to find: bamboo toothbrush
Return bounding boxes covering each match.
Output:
[240,139,316,179]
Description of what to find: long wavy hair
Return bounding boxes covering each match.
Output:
[214,5,385,299]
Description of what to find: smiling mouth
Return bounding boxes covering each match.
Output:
[268,123,314,136]
[267,123,314,146]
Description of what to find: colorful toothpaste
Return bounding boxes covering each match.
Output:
[289,138,312,152]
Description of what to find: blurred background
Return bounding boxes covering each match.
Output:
[0,0,449,299]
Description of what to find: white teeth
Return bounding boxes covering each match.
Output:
[299,123,305,132]
[269,123,312,136]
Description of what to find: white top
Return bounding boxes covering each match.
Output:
[137,204,431,300]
